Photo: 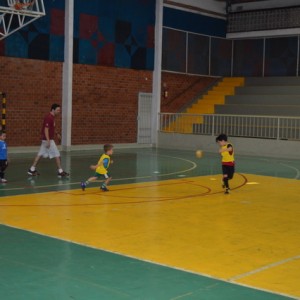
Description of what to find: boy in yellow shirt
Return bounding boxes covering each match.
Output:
[216,134,235,194]
[81,144,113,192]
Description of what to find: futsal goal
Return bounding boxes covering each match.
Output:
[0,92,6,132]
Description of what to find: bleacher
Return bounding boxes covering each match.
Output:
[215,77,300,116]
[192,77,300,140]
[161,76,300,140]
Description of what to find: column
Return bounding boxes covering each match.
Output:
[151,0,163,145]
[62,0,74,151]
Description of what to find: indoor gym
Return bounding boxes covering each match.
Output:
[0,148,299,299]
[1,0,300,299]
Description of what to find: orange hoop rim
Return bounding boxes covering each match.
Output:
[14,0,34,11]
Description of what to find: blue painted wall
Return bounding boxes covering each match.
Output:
[73,0,155,69]
[0,0,155,70]
[0,0,65,61]
[163,7,226,37]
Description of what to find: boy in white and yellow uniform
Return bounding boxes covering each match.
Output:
[216,134,235,194]
[81,144,113,192]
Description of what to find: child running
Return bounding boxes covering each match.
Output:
[216,133,235,194]
[81,144,113,192]
[0,130,8,183]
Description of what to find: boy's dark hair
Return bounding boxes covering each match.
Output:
[104,144,113,153]
[51,103,61,111]
[216,133,228,142]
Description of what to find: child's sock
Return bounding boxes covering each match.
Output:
[223,178,229,189]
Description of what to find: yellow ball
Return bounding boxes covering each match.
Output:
[195,150,203,158]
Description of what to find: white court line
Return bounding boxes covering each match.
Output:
[2,223,298,300]
[0,155,197,192]
[279,163,300,180]
[229,254,300,282]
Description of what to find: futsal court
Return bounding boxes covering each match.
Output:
[0,147,299,299]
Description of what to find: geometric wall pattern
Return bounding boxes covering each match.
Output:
[0,0,155,70]
[73,0,155,69]
[0,0,65,61]
[2,1,300,77]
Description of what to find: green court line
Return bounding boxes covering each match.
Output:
[0,225,295,300]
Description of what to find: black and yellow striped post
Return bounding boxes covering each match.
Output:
[0,92,6,132]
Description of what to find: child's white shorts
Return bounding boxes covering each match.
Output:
[38,140,60,159]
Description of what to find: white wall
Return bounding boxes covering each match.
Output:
[168,0,300,19]
[158,132,300,159]
[230,0,300,12]
[167,0,226,15]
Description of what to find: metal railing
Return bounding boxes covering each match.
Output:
[159,113,300,140]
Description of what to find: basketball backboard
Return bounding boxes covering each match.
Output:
[0,0,45,40]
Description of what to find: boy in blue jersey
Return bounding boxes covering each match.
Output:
[0,130,8,183]
[81,144,113,192]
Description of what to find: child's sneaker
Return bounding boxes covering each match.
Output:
[27,169,40,176]
[58,170,69,177]
[100,186,109,192]
[81,182,86,191]
[225,188,230,194]
[1,178,7,183]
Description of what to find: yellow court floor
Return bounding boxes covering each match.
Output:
[0,173,299,299]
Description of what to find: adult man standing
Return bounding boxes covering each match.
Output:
[27,103,69,177]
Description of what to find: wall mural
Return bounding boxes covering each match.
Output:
[0,0,155,70]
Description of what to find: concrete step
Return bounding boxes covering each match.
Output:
[246,77,300,86]
[207,90,233,96]
[200,98,225,105]
[225,95,300,105]
[187,104,215,114]
[235,86,300,95]
[212,86,236,93]
[214,104,300,116]
[222,77,245,84]
[203,94,226,100]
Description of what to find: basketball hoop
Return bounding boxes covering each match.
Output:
[0,0,45,40]
[13,0,34,11]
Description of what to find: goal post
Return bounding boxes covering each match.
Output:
[0,92,6,132]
